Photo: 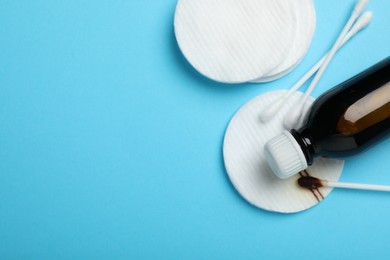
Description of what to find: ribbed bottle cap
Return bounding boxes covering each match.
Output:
[264,131,308,179]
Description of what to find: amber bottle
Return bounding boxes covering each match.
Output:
[264,57,390,179]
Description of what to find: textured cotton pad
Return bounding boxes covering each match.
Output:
[252,0,316,82]
[174,0,297,83]
[223,91,344,213]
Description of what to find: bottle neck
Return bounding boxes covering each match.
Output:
[290,129,315,166]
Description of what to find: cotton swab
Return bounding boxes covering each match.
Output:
[294,11,373,127]
[298,176,390,192]
[283,0,369,129]
[260,10,373,123]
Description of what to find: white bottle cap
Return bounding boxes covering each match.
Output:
[264,130,308,179]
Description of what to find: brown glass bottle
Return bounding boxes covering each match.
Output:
[264,57,390,179]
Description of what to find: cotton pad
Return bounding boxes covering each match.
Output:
[252,0,316,82]
[174,0,297,83]
[223,91,344,213]
[174,0,316,84]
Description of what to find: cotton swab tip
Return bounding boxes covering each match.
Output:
[260,102,284,122]
[354,0,369,15]
[298,176,324,189]
[283,107,302,129]
[353,11,374,31]
[260,109,276,123]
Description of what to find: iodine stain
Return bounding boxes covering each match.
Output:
[298,171,324,202]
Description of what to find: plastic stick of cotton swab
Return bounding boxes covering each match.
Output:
[260,10,373,123]
[293,11,374,127]
[283,0,369,129]
[298,176,390,192]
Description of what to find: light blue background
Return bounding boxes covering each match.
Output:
[0,0,389,259]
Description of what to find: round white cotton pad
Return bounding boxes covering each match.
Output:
[174,0,297,83]
[223,91,344,213]
[252,0,316,82]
